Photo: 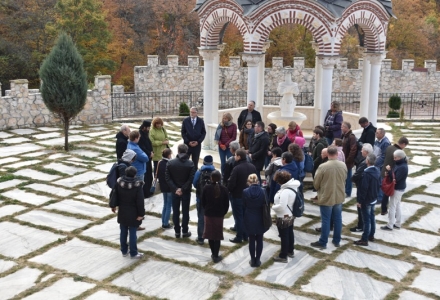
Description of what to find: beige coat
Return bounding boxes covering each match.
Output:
[314,159,347,206]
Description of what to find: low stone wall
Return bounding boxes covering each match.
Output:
[0,76,112,130]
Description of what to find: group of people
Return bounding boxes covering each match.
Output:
[109,100,409,264]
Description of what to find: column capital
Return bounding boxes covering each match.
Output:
[262,40,272,52]
[310,41,319,52]
[364,52,386,65]
[241,53,264,67]
[198,47,221,60]
[217,43,227,52]
[318,56,339,69]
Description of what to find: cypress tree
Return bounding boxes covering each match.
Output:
[39,32,87,151]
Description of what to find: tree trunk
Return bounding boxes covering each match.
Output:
[64,119,69,151]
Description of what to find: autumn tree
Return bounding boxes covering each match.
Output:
[39,33,87,151]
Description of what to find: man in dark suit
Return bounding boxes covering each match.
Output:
[249,121,270,185]
[181,107,206,169]
[237,100,262,129]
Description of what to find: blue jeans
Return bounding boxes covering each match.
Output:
[120,224,138,257]
[326,137,334,147]
[277,224,294,258]
[196,200,205,241]
[319,203,342,247]
[161,192,173,226]
[264,155,271,169]
[230,196,247,240]
[172,192,191,234]
[345,167,352,197]
[361,203,376,241]
[218,146,232,175]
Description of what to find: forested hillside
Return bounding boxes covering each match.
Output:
[1,0,439,92]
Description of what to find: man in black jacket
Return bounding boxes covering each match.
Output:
[165,144,195,238]
[115,124,130,159]
[237,101,262,129]
[181,107,206,169]
[358,117,377,146]
[249,121,270,184]
[227,149,257,243]
[138,120,154,198]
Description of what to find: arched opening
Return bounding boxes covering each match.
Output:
[339,25,364,69]
[219,23,244,67]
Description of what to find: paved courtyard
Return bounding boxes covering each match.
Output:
[0,121,439,300]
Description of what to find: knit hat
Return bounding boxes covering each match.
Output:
[141,120,151,128]
[294,136,306,148]
[203,155,213,165]
[122,149,136,162]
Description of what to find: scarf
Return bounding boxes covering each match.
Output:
[277,134,288,146]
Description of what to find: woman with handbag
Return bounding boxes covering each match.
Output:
[214,113,237,174]
[381,149,408,231]
[149,117,169,174]
[272,171,300,263]
[157,148,173,229]
[243,174,267,267]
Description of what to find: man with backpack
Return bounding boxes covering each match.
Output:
[192,155,215,245]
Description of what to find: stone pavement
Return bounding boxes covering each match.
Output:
[0,122,439,300]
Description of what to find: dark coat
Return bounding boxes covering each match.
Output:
[201,184,229,217]
[138,129,153,158]
[243,184,266,235]
[181,116,206,145]
[165,153,195,193]
[381,144,403,177]
[249,131,270,171]
[272,135,291,153]
[117,160,130,178]
[157,158,171,193]
[110,176,145,227]
[324,110,343,139]
[227,160,257,198]
[341,130,357,169]
[351,158,367,186]
[359,123,377,146]
[237,109,262,130]
[115,131,128,159]
[390,158,408,190]
[357,166,381,205]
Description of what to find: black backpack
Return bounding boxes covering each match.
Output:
[106,163,120,188]
[196,169,213,197]
[284,187,304,218]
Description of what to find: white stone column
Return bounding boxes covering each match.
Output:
[311,42,322,125]
[242,53,264,107]
[256,42,271,113]
[212,44,225,124]
[359,48,371,119]
[367,53,384,125]
[318,56,339,125]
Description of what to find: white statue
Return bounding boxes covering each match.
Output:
[277,73,300,117]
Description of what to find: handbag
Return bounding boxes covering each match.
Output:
[381,171,396,196]
[261,188,272,232]
[275,203,294,229]
[150,161,161,194]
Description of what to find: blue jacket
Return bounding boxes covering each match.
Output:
[390,158,408,190]
[374,136,390,168]
[243,184,266,235]
[127,141,149,176]
[269,162,299,203]
[357,166,380,205]
[193,164,216,198]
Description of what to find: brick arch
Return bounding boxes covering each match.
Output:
[199,4,249,48]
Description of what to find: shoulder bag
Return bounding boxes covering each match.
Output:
[150,161,161,194]
[261,188,272,232]
[381,171,395,196]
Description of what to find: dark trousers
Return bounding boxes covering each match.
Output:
[143,160,153,198]
[381,195,389,213]
[172,192,191,234]
[209,240,221,257]
[248,234,264,261]
[230,196,247,241]
[277,225,294,258]
[356,186,364,229]
[187,144,201,169]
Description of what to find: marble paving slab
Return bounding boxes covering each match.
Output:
[408,165,428,175]
[37,135,91,146]
[14,169,61,181]
[93,162,114,173]
[160,224,236,247]
[301,266,394,299]
[70,149,102,158]
[31,132,61,140]
[138,237,214,266]
[399,291,434,300]
[425,183,440,195]
[43,162,87,175]
[406,145,440,151]
[0,267,43,300]
[47,153,70,160]
[0,143,44,158]
[2,189,54,205]
[83,130,113,137]
[101,134,116,139]
[213,242,279,276]
[411,252,440,267]
[411,268,440,296]
[80,181,111,198]
[85,290,131,300]
[43,199,111,218]
[256,250,320,287]
[0,204,27,218]
[376,201,423,225]
[74,194,105,204]
[0,222,64,258]
[374,228,440,251]
[69,129,90,134]
[412,122,440,126]
[348,235,403,256]
[79,144,114,152]
[0,157,20,164]
[22,277,95,300]
[112,260,220,300]
[82,215,161,244]
[53,171,106,188]
[10,129,37,135]
[401,129,432,133]
[0,259,17,273]
[0,132,13,138]
[21,150,52,157]
[30,238,137,281]
[145,192,197,214]
[25,183,75,197]
[88,126,108,131]
[0,179,25,190]
[223,282,311,300]
[15,210,91,231]
[411,156,431,166]
[335,249,413,282]
[35,127,60,132]
[3,137,32,144]
[409,207,440,233]
[7,160,41,169]
[99,140,115,147]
